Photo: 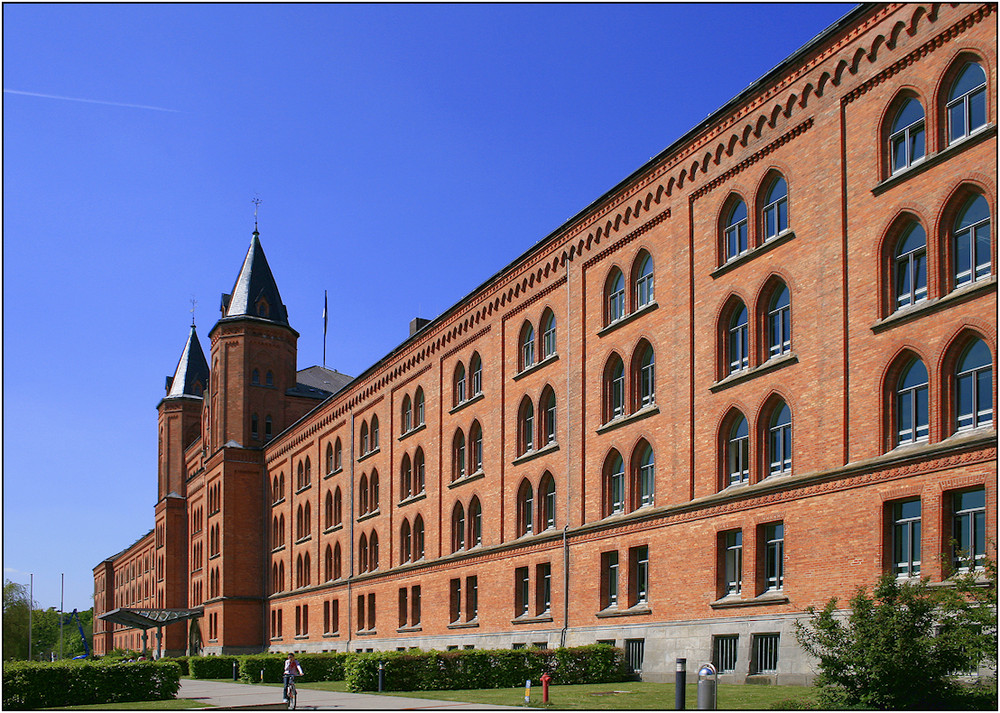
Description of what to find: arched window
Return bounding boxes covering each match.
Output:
[304,502,311,534]
[729,303,749,373]
[296,461,305,490]
[768,402,792,476]
[278,473,285,500]
[266,370,273,387]
[400,519,412,564]
[453,429,466,481]
[539,472,556,530]
[633,442,654,508]
[469,496,483,547]
[334,438,342,470]
[604,452,625,516]
[897,358,929,445]
[304,457,311,484]
[541,310,557,359]
[520,322,535,371]
[251,413,259,440]
[519,397,535,454]
[278,561,285,592]
[370,531,379,571]
[454,363,467,405]
[415,388,425,425]
[452,503,466,552]
[324,545,334,582]
[727,414,750,486]
[768,285,791,358]
[956,339,993,431]
[333,542,342,579]
[369,469,380,512]
[469,420,483,473]
[400,453,412,500]
[359,534,369,573]
[370,417,379,450]
[326,443,334,474]
[414,448,426,494]
[324,490,334,529]
[947,61,987,144]
[264,415,273,441]
[414,515,425,560]
[295,554,303,588]
[761,177,788,241]
[333,486,342,526]
[252,368,260,385]
[633,341,655,409]
[295,505,304,540]
[360,422,370,455]
[359,474,369,514]
[278,514,285,546]
[517,479,534,536]
[954,194,991,288]
[634,252,654,309]
[272,476,280,503]
[539,387,556,445]
[605,354,625,422]
[606,269,626,324]
[271,516,279,548]
[889,98,925,173]
[725,200,749,261]
[401,395,412,433]
[470,352,483,396]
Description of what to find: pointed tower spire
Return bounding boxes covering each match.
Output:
[219,231,290,326]
[164,324,210,398]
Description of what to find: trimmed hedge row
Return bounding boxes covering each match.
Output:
[237,653,348,683]
[188,654,240,679]
[345,645,630,692]
[2,660,181,710]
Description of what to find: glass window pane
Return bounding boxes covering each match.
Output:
[949,102,965,142]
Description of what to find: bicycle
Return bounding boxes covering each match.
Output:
[283,675,297,710]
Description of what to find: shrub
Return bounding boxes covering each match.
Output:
[188,655,240,679]
[2,659,180,710]
[298,652,349,681]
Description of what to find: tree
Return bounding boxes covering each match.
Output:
[796,565,997,710]
[3,580,31,661]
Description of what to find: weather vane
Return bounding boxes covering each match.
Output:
[252,195,262,232]
[190,297,198,326]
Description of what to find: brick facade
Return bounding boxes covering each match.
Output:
[95,3,996,683]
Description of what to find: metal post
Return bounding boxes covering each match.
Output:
[378,660,385,692]
[675,658,686,710]
[28,574,33,661]
[59,574,64,660]
[697,663,718,710]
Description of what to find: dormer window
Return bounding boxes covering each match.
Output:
[192,381,203,397]
[256,299,270,318]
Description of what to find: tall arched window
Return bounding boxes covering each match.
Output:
[452,503,466,552]
[334,438,342,471]
[415,388,425,425]
[370,417,379,450]
[324,545,334,582]
[539,387,556,445]
[369,531,379,571]
[954,194,991,288]
[360,422,369,455]
[604,452,625,516]
[252,368,260,385]
[634,252,654,308]
[520,322,535,371]
[947,61,987,144]
[296,461,305,490]
[605,355,625,422]
[519,397,535,454]
[326,443,335,474]
[633,342,655,409]
[295,506,304,540]
[517,479,534,536]
[768,285,791,358]
[278,515,285,546]
[889,98,925,173]
[333,487,342,525]
[454,363,467,405]
[414,447,426,493]
[304,502,311,534]
[400,519,412,564]
[470,352,483,396]
[727,415,750,486]
[400,453,412,500]
[333,542,342,579]
[401,395,412,433]
[324,491,334,529]
[358,534,368,573]
[956,339,993,431]
[606,269,626,324]
[762,177,788,241]
[539,472,556,530]
[634,442,654,508]
[413,515,425,560]
[369,470,380,512]
[541,310,557,359]
[469,420,483,473]
[468,496,483,547]
[271,516,279,548]
[725,200,749,260]
[768,402,792,476]
[453,429,466,481]
[729,304,749,373]
[250,413,257,440]
[897,359,929,445]
[359,474,369,514]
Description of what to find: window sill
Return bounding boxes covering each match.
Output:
[324,467,343,480]
[294,635,309,640]
[872,123,997,196]
[357,447,381,464]
[323,524,343,535]
[449,392,484,415]
[397,625,423,633]
[355,630,377,637]
[448,470,485,489]
[295,483,312,495]
[447,619,480,630]
[271,497,286,508]
[710,591,787,609]
[511,614,553,625]
[598,300,659,338]
[513,353,559,381]
[295,535,312,545]
[511,441,560,466]
[596,404,659,434]
[711,231,796,279]
[323,632,341,638]
[398,423,426,443]
[595,604,652,618]
[871,277,996,333]
[398,491,427,507]
[357,509,381,523]
[209,553,221,561]
[271,545,286,554]
[709,352,798,393]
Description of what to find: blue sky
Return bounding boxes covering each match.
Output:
[3,3,854,612]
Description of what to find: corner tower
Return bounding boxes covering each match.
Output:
[157,324,209,500]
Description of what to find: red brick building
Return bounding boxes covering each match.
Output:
[94,3,996,683]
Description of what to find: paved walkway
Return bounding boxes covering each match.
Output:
[177,679,523,710]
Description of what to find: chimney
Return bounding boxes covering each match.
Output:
[409,317,430,336]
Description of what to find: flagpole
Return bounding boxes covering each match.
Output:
[323,290,328,368]
[28,574,33,661]
[60,573,64,660]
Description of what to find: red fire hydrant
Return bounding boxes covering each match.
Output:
[540,673,552,703]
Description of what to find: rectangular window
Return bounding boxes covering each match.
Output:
[751,633,780,674]
[629,545,649,606]
[713,634,739,673]
[625,638,645,673]
[891,499,921,577]
[323,600,330,633]
[514,566,529,617]
[398,587,408,628]
[331,599,339,634]
[601,551,619,609]
[466,576,478,621]
[763,523,784,591]
[952,488,986,571]
[367,592,376,631]
[536,563,552,615]
[411,585,421,626]
[450,578,462,623]
[357,594,365,632]
[724,531,743,596]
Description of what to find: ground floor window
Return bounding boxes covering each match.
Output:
[625,638,645,673]
[713,634,739,673]
[751,633,780,674]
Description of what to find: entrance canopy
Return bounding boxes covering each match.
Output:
[99,606,203,631]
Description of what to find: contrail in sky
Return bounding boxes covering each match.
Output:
[4,89,181,113]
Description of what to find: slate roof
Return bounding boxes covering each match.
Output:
[291,365,353,400]
[219,231,289,325]
[164,325,209,398]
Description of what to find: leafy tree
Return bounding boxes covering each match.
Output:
[796,564,996,710]
[3,580,31,661]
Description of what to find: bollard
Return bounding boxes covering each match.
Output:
[378,660,385,692]
[233,660,238,681]
[697,663,717,710]
[540,673,552,703]
[260,668,264,683]
[524,679,531,705]
[675,658,686,710]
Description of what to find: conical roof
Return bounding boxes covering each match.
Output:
[219,231,289,326]
[164,325,210,398]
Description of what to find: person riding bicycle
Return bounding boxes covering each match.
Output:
[283,653,303,702]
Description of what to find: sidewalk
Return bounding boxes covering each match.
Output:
[177,678,524,710]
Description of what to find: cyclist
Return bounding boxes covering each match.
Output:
[283,653,303,703]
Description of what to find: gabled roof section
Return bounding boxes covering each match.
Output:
[219,231,290,326]
[165,325,210,398]
[295,365,354,397]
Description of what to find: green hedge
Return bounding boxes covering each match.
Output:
[238,653,349,683]
[2,660,180,710]
[188,655,240,679]
[345,645,629,692]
